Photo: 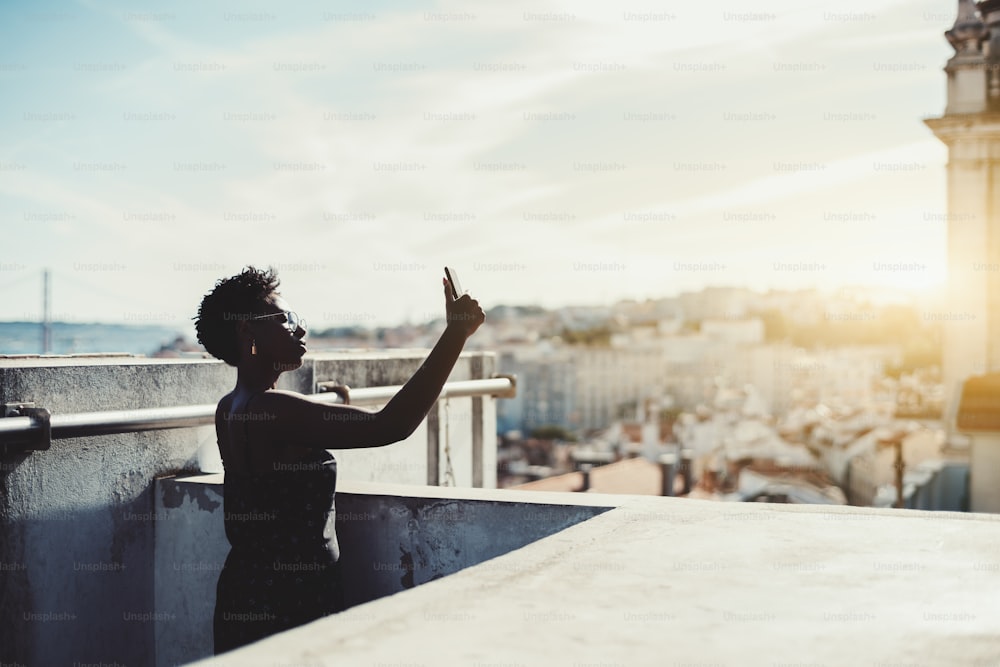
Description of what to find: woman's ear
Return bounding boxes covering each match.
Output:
[236,318,252,341]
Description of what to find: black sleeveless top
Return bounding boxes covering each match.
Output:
[223,449,340,563]
[214,396,343,654]
[221,395,340,563]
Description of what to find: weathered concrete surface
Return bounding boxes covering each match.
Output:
[192,496,1000,667]
[155,478,614,667]
[0,357,229,667]
[0,351,496,667]
[154,475,227,667]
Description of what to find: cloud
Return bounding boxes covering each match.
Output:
[0,0,956,325]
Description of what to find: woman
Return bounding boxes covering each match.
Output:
[194,266,484,653]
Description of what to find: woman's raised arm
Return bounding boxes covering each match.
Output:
[253,278,484,449]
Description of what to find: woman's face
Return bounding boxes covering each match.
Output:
[251,293,307,373]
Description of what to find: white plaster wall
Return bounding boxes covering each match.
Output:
[970,433,1000,512]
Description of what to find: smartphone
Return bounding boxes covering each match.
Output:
[444,266,463,299]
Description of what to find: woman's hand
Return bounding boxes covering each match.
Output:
[444,277,485,338]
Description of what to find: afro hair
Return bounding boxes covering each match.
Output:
[194,266,280,366]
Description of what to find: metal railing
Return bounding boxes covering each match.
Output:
[0,376,516,451]
[316,376,516,403]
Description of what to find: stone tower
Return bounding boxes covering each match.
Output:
[925,0,1000,403]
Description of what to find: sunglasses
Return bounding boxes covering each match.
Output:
[250,310,306,333]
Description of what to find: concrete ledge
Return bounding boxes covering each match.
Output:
[155,477,614,666]
[176,475,625,508]
[0,351,499,667]
[189,495,1000,667]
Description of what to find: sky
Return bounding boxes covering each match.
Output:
[0,0,960,335]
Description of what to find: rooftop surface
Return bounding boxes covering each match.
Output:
[191,489,1000,667]
[514,456,665,495]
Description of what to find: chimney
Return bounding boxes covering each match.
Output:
[658,453,677,497]
[679,449,694,495]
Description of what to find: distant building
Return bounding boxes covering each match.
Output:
[926,1,1000,403]
[677,286,753,322]
[956,372,1000,511]
[573,341,663,431]
[700,318,764,345]
[498,338,664,434]
[497,344,576,435]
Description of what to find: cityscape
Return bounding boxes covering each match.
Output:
[4,1,1000,665]
[267,283,949,510]
[0,279,954,512]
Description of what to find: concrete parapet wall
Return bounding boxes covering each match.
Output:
[0,357,228,667]
[0,351,497,666]
[154,477,612,667]
[193,495,1000,667]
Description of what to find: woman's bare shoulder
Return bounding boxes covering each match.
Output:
[255,389,324,406]
[216,391,236,416]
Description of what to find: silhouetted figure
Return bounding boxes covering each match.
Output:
[194,266,483,654]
